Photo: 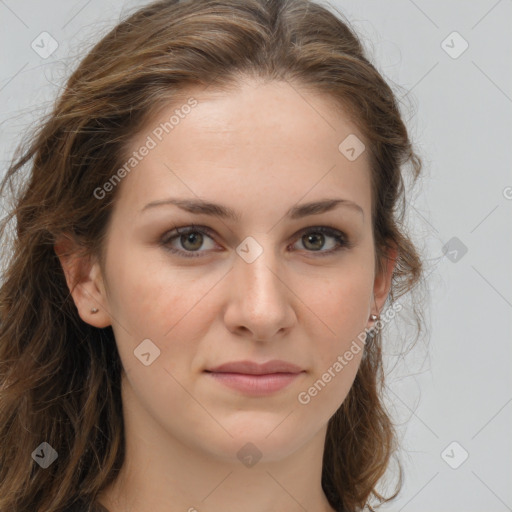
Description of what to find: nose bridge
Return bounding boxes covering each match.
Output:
[235,237,284,307]
[224,234,295,338]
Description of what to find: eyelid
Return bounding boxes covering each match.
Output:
[160,223,352,257]
[160,224,219,255]
[291,225,353,255]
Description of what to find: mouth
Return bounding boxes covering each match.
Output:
[204,371,305,396]
[204,360,306,396]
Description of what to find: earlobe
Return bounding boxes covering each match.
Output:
[54,234,111,328]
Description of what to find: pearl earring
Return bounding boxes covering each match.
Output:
[370,314,378,321]
[90,307,99,314]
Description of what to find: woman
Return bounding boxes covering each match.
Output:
[0,0,425,511]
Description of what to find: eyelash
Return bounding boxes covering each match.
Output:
[160,224,353,258]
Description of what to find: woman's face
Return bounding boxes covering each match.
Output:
[74,78,393,464]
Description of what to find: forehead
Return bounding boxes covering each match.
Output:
[113,78,372,221]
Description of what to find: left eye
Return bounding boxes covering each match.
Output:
[161,225,350,258]
[296,227,348,254]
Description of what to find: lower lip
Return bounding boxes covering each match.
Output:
[206,372,303,396]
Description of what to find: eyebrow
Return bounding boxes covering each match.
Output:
[140,197,364,221]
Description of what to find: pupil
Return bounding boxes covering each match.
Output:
[305,233,323,250]
[183,232,202,250]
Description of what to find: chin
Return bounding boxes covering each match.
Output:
[198,418,317,464]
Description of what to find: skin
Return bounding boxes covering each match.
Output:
[56,76,396,512]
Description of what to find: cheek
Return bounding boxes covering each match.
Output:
[299,276,369,419]
[104,246,220,368]
[104,240,185,327]
[308,267,373,330]
[304,265,373,369]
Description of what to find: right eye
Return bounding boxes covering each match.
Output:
[160,225,219,258]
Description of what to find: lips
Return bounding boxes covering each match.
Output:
[204,360,306,396]
[205,360,304,375]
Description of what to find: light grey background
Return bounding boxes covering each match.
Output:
[1,1,511,511]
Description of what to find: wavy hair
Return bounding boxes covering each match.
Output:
[0,0,426,510]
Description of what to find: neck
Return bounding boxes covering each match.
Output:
[97,374,337,512]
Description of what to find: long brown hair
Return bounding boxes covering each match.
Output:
[0,1,426,510]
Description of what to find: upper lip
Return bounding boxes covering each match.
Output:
[206,360,304,375]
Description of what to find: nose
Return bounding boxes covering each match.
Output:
[222,243,296,342]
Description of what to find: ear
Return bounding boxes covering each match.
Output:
[54,233,111,328]
[372,242,398,315]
